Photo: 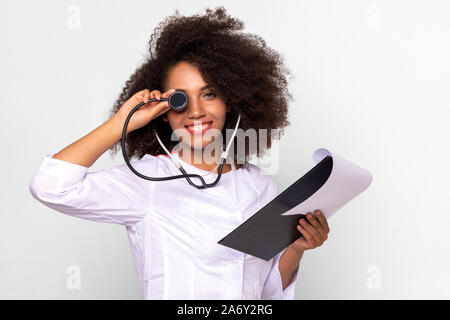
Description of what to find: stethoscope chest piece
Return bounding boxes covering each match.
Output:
[168,91,188,111]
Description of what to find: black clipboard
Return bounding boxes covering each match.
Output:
[217,155,333,261]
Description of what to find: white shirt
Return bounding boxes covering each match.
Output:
[29,151,299,299]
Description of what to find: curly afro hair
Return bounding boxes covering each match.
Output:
[108,6,293,166]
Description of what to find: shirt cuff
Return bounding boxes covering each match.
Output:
[273,248,300,300]
[261,247,300,300]
[31,153,89,192]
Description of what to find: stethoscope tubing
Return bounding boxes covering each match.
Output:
[120,98,226,189]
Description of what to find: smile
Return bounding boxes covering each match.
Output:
[184,121,213,134]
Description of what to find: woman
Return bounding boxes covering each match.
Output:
[29,6,329,299]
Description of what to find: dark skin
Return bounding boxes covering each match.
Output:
[292,210,330,252]
[161,61,242,173]
[279,209,330,291]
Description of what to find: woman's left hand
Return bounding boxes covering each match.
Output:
[289,209,330,254]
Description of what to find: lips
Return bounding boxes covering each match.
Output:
[184,121,213,134]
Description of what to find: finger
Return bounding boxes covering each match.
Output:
[144,90,156,104]
[151,90,161,100]
[306,212,321,229]
[315,210,330,233]
[132,89,148,105]
[299,217,322,243]
[309,210,328,236]
[296,224,314,244]
[143,90,150,104]
[150,90,161,101]
[137,88,150,95]
[162,88,176,99]
[147,90,156,103]
[134,92,144,101]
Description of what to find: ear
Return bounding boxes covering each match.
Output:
[162,114,168,122]
[226,105,231,113]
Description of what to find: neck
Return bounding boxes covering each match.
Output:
[178,147,240,174]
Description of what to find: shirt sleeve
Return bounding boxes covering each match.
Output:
[29,153,151,225]
[261,248,300,300]
[258,170,300,300]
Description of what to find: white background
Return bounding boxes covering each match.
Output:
[1,0,449,299]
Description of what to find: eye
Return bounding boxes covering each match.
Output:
[203,92,216,99]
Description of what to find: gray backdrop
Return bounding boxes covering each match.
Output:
[1,0,449,299]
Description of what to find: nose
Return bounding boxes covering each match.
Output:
[186,95,206,119]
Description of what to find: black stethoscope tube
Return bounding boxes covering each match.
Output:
[120,94,226,189]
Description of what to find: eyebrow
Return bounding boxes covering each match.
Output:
[175,85,213,93]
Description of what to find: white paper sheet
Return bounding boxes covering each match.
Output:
[280,148,373,219]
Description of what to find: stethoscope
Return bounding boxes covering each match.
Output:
[120,90,241,189]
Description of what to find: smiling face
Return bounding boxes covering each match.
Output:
[162,61,229,151]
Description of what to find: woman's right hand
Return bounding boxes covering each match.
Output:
[114,88,176,133]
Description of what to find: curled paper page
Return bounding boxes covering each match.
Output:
[280,148,373,219]
[218,147,373,260]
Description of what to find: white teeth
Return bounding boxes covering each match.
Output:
[187,123,210,132]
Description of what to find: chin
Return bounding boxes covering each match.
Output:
[181,139,223,154]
